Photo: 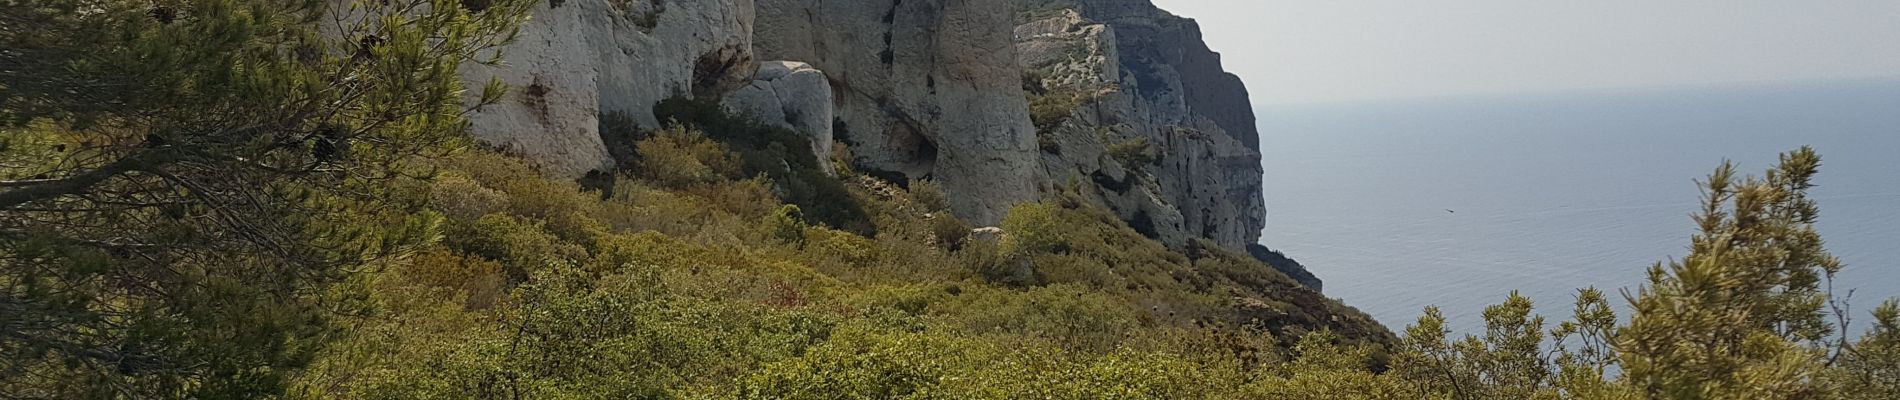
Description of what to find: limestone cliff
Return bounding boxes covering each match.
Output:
[1013,5,1265,247]
[460,0,758,177]
[455,0,1316,290]
[750,0,1044,226]
[721,61,837,174]
[1013,2,1316,289]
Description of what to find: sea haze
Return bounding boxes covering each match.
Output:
[1258,80,1900,334]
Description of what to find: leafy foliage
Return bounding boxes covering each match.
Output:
[270,137,1399,398]
[651,96,875,235]
[0,0,531,396]
[629,125,745,189]
[1027,84,1084,133]
[1833,300,1900,399]
[1012,0,1083,24]
[1107,137,1158,171]
[1382,147,1894,400]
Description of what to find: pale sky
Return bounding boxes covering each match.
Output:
[1150,0,1900,105]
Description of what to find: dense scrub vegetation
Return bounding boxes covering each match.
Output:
[1013,0,1084,24]
[0,0,535,397]
[277,141,1391,398]
[3,1,1897,399]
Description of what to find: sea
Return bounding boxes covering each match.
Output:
[1257,79,1900,335]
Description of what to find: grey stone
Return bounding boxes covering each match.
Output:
[752,0,1044,226]
[723,61,836,172]
[459,0,759,177]
[1014,6,1267,251]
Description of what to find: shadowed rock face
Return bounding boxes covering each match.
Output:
[1072,1,1266,253]
[1014,6,1268,253]
[723,61,836,172]
[459,0,757,178]
[750,0,1044,226]
[1070,0,1259,150]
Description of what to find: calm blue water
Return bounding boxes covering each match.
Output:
[1258,80,1900,334]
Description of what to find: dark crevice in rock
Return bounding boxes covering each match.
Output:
[832,117,854,145]
[879,0,899,65]
[864,168,911,189]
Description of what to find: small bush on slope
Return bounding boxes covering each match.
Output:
[652,96,876,236]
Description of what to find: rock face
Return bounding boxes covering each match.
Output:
[1068,0,1261,149]
[1012,2,1319,289]
[454,0,1317,290]
[750,0,1043,225]
[722,61,835,171]
[1014,6,1266,251]
[460,0,758,177]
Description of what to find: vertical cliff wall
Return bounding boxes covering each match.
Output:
[750,0,1045,225]
[1073,0,1261,149]
[1015,2,1316,289]
[1015,2,1267,250]
[459,0,758,177]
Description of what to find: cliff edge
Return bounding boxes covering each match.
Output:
[458,0,1320,291]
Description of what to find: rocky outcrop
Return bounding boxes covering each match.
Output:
[1248,244,1322,292]
[453,0,1314,290]
[723,61,835,171]
[460,0,758,177]
[1069,0,1261,149]
[1014,7,1266,251]
[1012,3,1322,290]
[750,0,1043,225]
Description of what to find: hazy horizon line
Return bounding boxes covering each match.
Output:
[1252,75,1900,109]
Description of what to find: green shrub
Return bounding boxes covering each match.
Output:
[1000,202,1069,255]
[652,96,875,235]
[1107,137,1158,170]
[1833,300,1900,399]
[443,150,594,221]
[1028,90,1083,131]
[403,248,510,310]
[599,111,644,166]
[429,175,511,221]
[633,124,745,189]
[1013,0,1082,24]
[939,284,1142,352]
[765,205,810,246]
[908,179,952,213]
[443,213,587,283]
[737,326,974,399]
[929,214,974,250]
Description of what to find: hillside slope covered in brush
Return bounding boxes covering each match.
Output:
[2,1,1898,399]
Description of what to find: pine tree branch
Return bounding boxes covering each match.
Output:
[0,150,174,210]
